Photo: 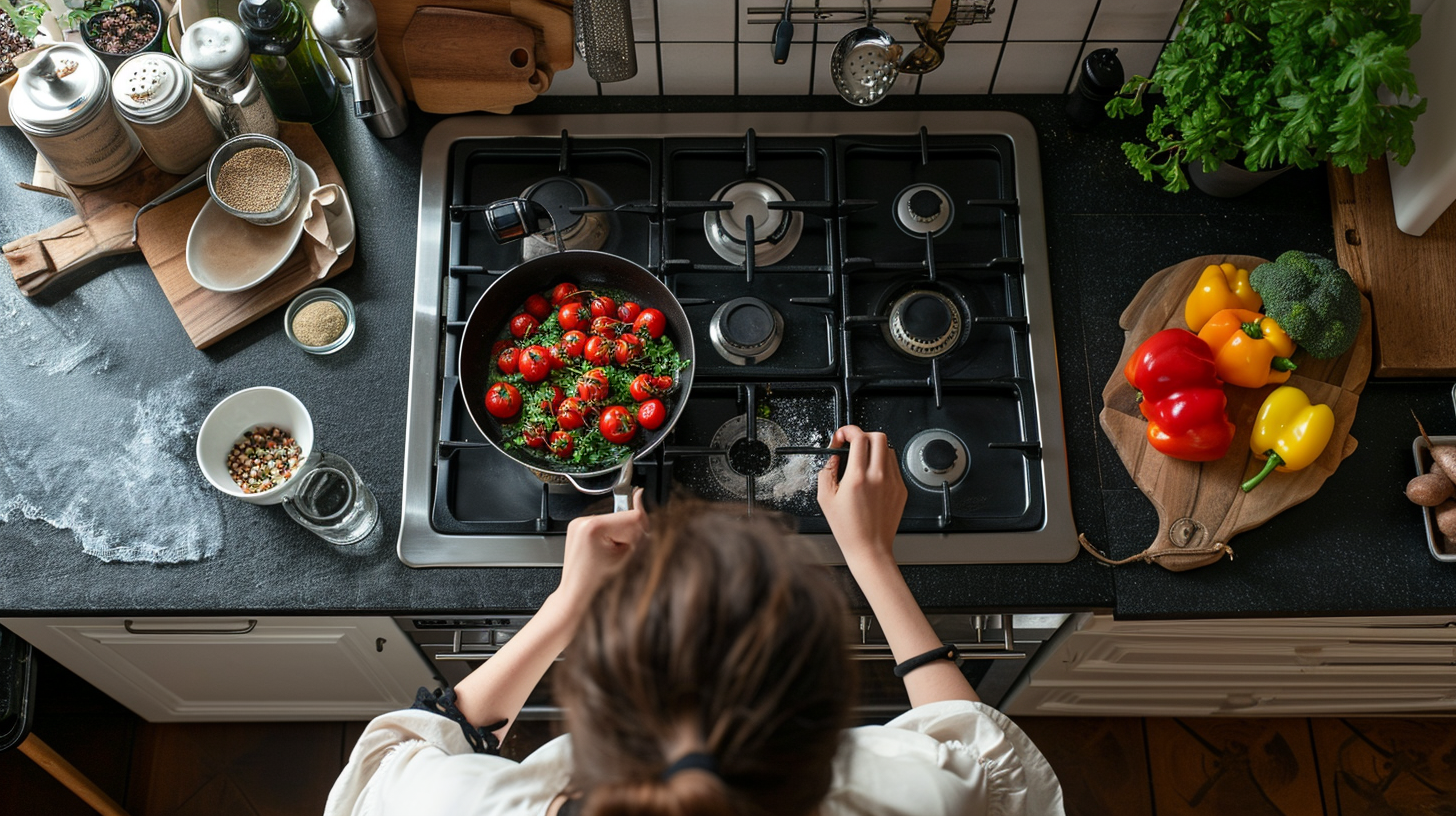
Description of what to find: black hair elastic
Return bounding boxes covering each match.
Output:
[892,643,961,678]
[662,752,718,780]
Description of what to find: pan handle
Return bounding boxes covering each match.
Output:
[565,459,636,512]
[482,198,566,254]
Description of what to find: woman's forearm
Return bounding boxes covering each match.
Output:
[451,591,586,737]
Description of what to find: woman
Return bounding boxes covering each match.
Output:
[326,426,1064,815]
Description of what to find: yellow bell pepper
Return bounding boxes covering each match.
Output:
[1240,386,1335,492]
[1196,308,1298,389]
[1185,263,1263,332]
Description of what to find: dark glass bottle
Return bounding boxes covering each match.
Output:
[237,0,339,124]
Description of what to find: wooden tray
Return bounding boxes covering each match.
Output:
[1096,255,1372,569]
[135,122,355,349]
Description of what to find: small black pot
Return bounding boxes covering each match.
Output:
[81,0,165,74]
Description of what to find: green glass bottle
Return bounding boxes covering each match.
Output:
[237,0,339,124]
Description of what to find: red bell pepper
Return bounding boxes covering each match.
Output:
[1122,328,1236,462]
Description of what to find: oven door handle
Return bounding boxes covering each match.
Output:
[847,643,1026,661]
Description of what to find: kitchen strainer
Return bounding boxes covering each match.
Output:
[830,1,902,106]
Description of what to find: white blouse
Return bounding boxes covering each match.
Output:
[325,700,1065,816]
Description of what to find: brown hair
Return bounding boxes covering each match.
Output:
[554,499,855,816]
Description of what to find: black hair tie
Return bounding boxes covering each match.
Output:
[662,751,718,780]
[893,643,961,678]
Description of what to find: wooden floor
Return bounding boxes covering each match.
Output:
[3,653,1453,816]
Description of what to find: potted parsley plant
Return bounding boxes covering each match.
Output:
[1107,0,1427,196]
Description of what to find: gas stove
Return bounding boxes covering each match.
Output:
[400,112,1076,567]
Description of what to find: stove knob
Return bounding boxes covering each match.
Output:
[920,438,959,473]
[908,189,943,222]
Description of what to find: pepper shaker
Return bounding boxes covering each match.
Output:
[1065,48,1124,130]
[179,17,280,139]
[311,0,408,139]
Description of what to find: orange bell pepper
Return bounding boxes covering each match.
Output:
[1195,309,1298,389]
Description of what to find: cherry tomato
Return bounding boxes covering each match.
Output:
[523,293,551,321]
[630,373,662,402]
[556,397,587,430]
[590,316,619,340]
[548,430,575,458]
[584,336,612,366]
[496,347,520,375]
[577,368,611,402]
[617,301,642,323]
[589,296,617,319]
[509,313,539,339]
[599,405,638,444]
[614,333,644,366]
[490,339,513,358]
[636,398,667,431]
[560,330,587,357]
[558,302,590,332]
[547,344,570,370]
[521,422,548,448]
[550,282,582,307]
[653,374,674,391]
[633,308,667,339]
[518,345,553,383]
[484,382,521,419]
[538,384,565,413]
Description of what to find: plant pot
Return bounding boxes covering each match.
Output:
[81,0,165,74]
[1185,160,1293,198]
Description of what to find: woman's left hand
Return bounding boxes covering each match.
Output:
[557,488,647,607]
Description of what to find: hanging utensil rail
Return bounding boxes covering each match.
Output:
[745,0,993,27]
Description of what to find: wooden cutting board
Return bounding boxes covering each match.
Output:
[1328,158,1456,377]
[402,8,541,113]
[133,122,355,350]
[1097,255,1372,568]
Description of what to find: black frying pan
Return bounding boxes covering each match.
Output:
[457,203,696,504]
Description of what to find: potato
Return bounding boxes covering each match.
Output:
[1430,445,1456,486]
[1437,500,1456,539]
[1406,473,1454,506]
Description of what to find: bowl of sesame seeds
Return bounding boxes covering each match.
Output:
[284,287,355,354]
[196,386,315,505]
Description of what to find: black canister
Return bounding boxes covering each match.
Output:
[1065,48,1124,130]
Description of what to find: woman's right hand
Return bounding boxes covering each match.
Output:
[816,425,907,567]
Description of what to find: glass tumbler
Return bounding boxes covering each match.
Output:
[283,450,378,545]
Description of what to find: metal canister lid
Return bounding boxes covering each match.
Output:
[8,44,110,136]
[112,53,194,124]
[179,17,251,84]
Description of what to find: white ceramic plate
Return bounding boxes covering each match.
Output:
[186,161,319,293]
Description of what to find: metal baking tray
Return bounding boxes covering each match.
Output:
[1412,432,1456,563]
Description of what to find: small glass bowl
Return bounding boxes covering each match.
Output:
[285,287,356,355]
[207,134,300,226]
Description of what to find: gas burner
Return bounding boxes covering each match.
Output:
[902,430,969,490]
[708,415,794,499]
[704,178,803,266]
[522,177,610,259]
[710,297,785,365]
[886,289,963,358]
[894,184,954,237]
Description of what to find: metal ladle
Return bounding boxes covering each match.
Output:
[830,0,902,106]
[900,0,957,75]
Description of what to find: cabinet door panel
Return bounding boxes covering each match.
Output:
[1006,685,1456,717]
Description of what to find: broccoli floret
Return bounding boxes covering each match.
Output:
[1248,251,1362,359]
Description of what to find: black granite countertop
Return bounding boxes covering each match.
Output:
[1,95,1451,619]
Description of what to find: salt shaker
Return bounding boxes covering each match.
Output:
[111,53,225,175]
[7,43,141,186]
[1065,48,1124,130]
[179,17,280,139]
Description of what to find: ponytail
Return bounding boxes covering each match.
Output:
[582,770,734,816]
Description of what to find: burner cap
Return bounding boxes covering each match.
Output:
[727,437,774,476]
[710,297,784,365]
[522,177,586,234]
[888,289,962,358]
[894,184,953,236]
[704,178,803,267]
[903,430,969,490]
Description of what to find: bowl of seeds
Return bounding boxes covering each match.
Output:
[285,287,356,354]
[207,133,300,227]
[196,386,315,505]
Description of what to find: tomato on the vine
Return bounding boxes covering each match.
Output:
[538,384,565,413]
[523,293,551,321]
[521,422,548,448]
[484,382,521,419]
[636,398,667,430]
[629,373,671,401]
[599,405,638,444]
[577,368,610,402]
[617,301,642,323]
[556,397,587,430]
[509,313,539,339]
[589,296,617,319]
[518,345,553,383]
[496,347,519,375]
[633,308,667,339]
[590,316,619,340]
[547,344,570,370]
[558,302,590,332]
[584,336,612,366]
[614,333,644,366]
[548,431,575,458]
[559,330,587,357]
[549,282,581,307]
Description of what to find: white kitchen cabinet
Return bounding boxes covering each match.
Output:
[1003,613,1456,717]
[0,617,434,722]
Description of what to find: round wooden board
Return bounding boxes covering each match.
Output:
[1098,255,1373,568]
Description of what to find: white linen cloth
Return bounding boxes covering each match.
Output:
[325,699,1065,816]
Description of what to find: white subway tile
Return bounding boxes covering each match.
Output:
[632,0,659,41]
[599,44,661,95]
[1008,0,1096,41]
[1075,41,1165,85]
[916,42,1001,93]
[658,0,737,41]
[540,60,601,96]
[663,43,737,94]
[737,42,814,95]
[951,0,1012,42]
[1088,0,1181,40]
[992,40,1079,93]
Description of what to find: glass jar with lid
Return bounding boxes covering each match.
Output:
[7,43,141,186]
[111,53,225,175]
[178,17,280,139]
